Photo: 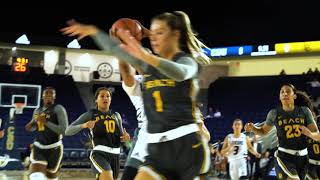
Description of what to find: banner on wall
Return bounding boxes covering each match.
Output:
[65,52,120,82]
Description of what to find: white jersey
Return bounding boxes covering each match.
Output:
[226,133,248,162]
[122,75,147,131]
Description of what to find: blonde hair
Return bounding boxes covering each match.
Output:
[152,11,211,65]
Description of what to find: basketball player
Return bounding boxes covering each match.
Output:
[0,118,4,138]
[298,104,320,180]
[25,87,68,180]
[65,87,130,180]
[61,10,211,179]
[245,84,319,180]
[118,60,148,180]
[220,118,261,180]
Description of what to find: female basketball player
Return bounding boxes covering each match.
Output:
[61,11,211,180]
[117,60,148,180]
[65,87,130,180]
[245,84,319,180]
[221,118,261,180]
[25,87,68,180]
[298,98,320,180]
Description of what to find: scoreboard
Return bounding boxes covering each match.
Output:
[203,40,320,58]
[12,57,29,73]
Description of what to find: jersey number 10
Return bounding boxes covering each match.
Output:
[104,120,115,133]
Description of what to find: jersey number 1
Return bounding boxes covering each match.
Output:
[152,91,163,112]
[36,121,45,131]
[313,144,320,154]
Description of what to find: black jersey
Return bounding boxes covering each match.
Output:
[34,104,61,145]
[90,109,122,148]
[143,52,199,133]
[273,106,309,150]
[307,120,320,160]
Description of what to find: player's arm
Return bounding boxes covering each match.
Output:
[245,109,275,136]
[119,60,136,87]
[220,136,233,157]
[61,21,197,79]
[45,105,68,135]
[0,118,5,138]
[246,137,261,158]
[198,120,211,142]
[299,106,320,141]
[115,112,130,142]
[65,112,93,136]
[25,109,38,132]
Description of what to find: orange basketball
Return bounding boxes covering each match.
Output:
[110,18,143,41]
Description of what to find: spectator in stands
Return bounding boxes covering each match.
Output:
[61,10,211,180]
[307,68,314,74]
[245,84,318,180]
[314,67,320,74]
[25,87,68,180]
[206,106,215,119]
[279,69,286,75]
[213,108,222,118]
[65,87,130,180]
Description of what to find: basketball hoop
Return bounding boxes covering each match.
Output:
[14,103,25,114]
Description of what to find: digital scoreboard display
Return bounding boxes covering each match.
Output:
[12,57,29,73]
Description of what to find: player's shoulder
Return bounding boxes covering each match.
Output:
[54,104,66,110]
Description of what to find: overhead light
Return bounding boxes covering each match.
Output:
[67,39,81,49]
[15,34,30,45]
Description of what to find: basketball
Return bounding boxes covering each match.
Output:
[110,18,144,41]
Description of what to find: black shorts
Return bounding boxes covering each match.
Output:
[89,150,120,178]
[142,132,210,180]
[274,150,308,180]
[30,144,63,173]
[307,163,320,180]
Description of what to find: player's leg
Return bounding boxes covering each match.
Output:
[46,145,63,180]
[90,150,114,180]
[274,151,300,180]
[122,130,147,180]
[29,146,48,180]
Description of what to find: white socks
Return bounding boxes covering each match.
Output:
[29,172,47,180]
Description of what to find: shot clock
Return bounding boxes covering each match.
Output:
[12,57,29,73]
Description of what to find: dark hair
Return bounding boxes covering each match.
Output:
[94,87,112,100]
[281,83,315,115]
[43,86,56,96]
[233,118,242,124]
[281,83,296,94]
[152,11,210,65]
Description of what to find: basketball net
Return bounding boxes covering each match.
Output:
[13,103,24,115]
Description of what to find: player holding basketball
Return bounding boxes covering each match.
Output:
[25,87,68,180]
[221,118,261,180]
[61,10,211,179]
[109,18,150,180]
[65,87,130,180]
[245,84,318,180]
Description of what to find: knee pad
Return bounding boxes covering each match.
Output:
[29,172,47,180]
